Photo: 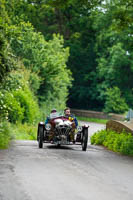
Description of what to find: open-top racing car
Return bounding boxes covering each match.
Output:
[37,112,89,151]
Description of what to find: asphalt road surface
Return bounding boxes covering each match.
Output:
[0,122,133,200]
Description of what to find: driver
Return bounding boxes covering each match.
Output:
[64,107,78,128]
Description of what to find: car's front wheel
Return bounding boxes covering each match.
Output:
[82,128,88,151]
[38,126,44,148]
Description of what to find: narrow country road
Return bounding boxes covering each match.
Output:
[0,123,133,200]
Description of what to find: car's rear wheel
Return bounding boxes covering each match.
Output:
[82,128,88,151]
[38,126,44,148]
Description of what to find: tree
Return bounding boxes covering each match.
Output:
[104,87,128,114]
[0,0,15,83]
[93,1,133,109]
[2,0,133,115]
[6,22,72,111]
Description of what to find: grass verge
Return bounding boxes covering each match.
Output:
[11,123,37,140]
[0,121,37,149]
[77,116,108,124]
[91,129,133,156]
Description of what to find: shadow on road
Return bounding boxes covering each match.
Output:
[45,144,74,150]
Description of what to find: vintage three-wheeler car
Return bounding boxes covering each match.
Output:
[37,112,89,151]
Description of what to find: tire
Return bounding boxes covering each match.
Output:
[82,128,88,151]
[38,126,44,148]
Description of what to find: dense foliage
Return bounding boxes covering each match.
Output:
[1,0,132,114]
[9,0,132,113]
[0,0,133,147]
[91,129,133,155]
[0,0,72,147]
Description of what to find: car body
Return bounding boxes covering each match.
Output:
[37,112,89,151]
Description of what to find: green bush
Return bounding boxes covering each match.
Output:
[91,129,133,155]
[104,87,128,114]
[91,129,107,145]
[0,87,41,124]
[119,134,133,155]
[13,88,40,124]
[0,92,24,123]
[0,121,12,149]
[103,131,116,150]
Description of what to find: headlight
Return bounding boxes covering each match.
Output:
[77,126,82,132]
[45,123,51,131]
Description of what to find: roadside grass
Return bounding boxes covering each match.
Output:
[0,121,37,149]
[0,121,13,149]
[77,116,108,124]
[91,129,133,156]
[11,123,37,140]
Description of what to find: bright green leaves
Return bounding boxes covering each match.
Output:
[0,92,24,123]
[0,5,72,123]
[0,87,40,124]
[0,15,72,122]
[104,87,128,114]
[6,22,72,111]
[91,129,133,155]
[0,68,40,124]
[13,88,40,124]
[2,0,133,118]
[0,121,11,149]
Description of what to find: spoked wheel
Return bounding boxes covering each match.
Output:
[38,126,44,148]
[82,128,88,151]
